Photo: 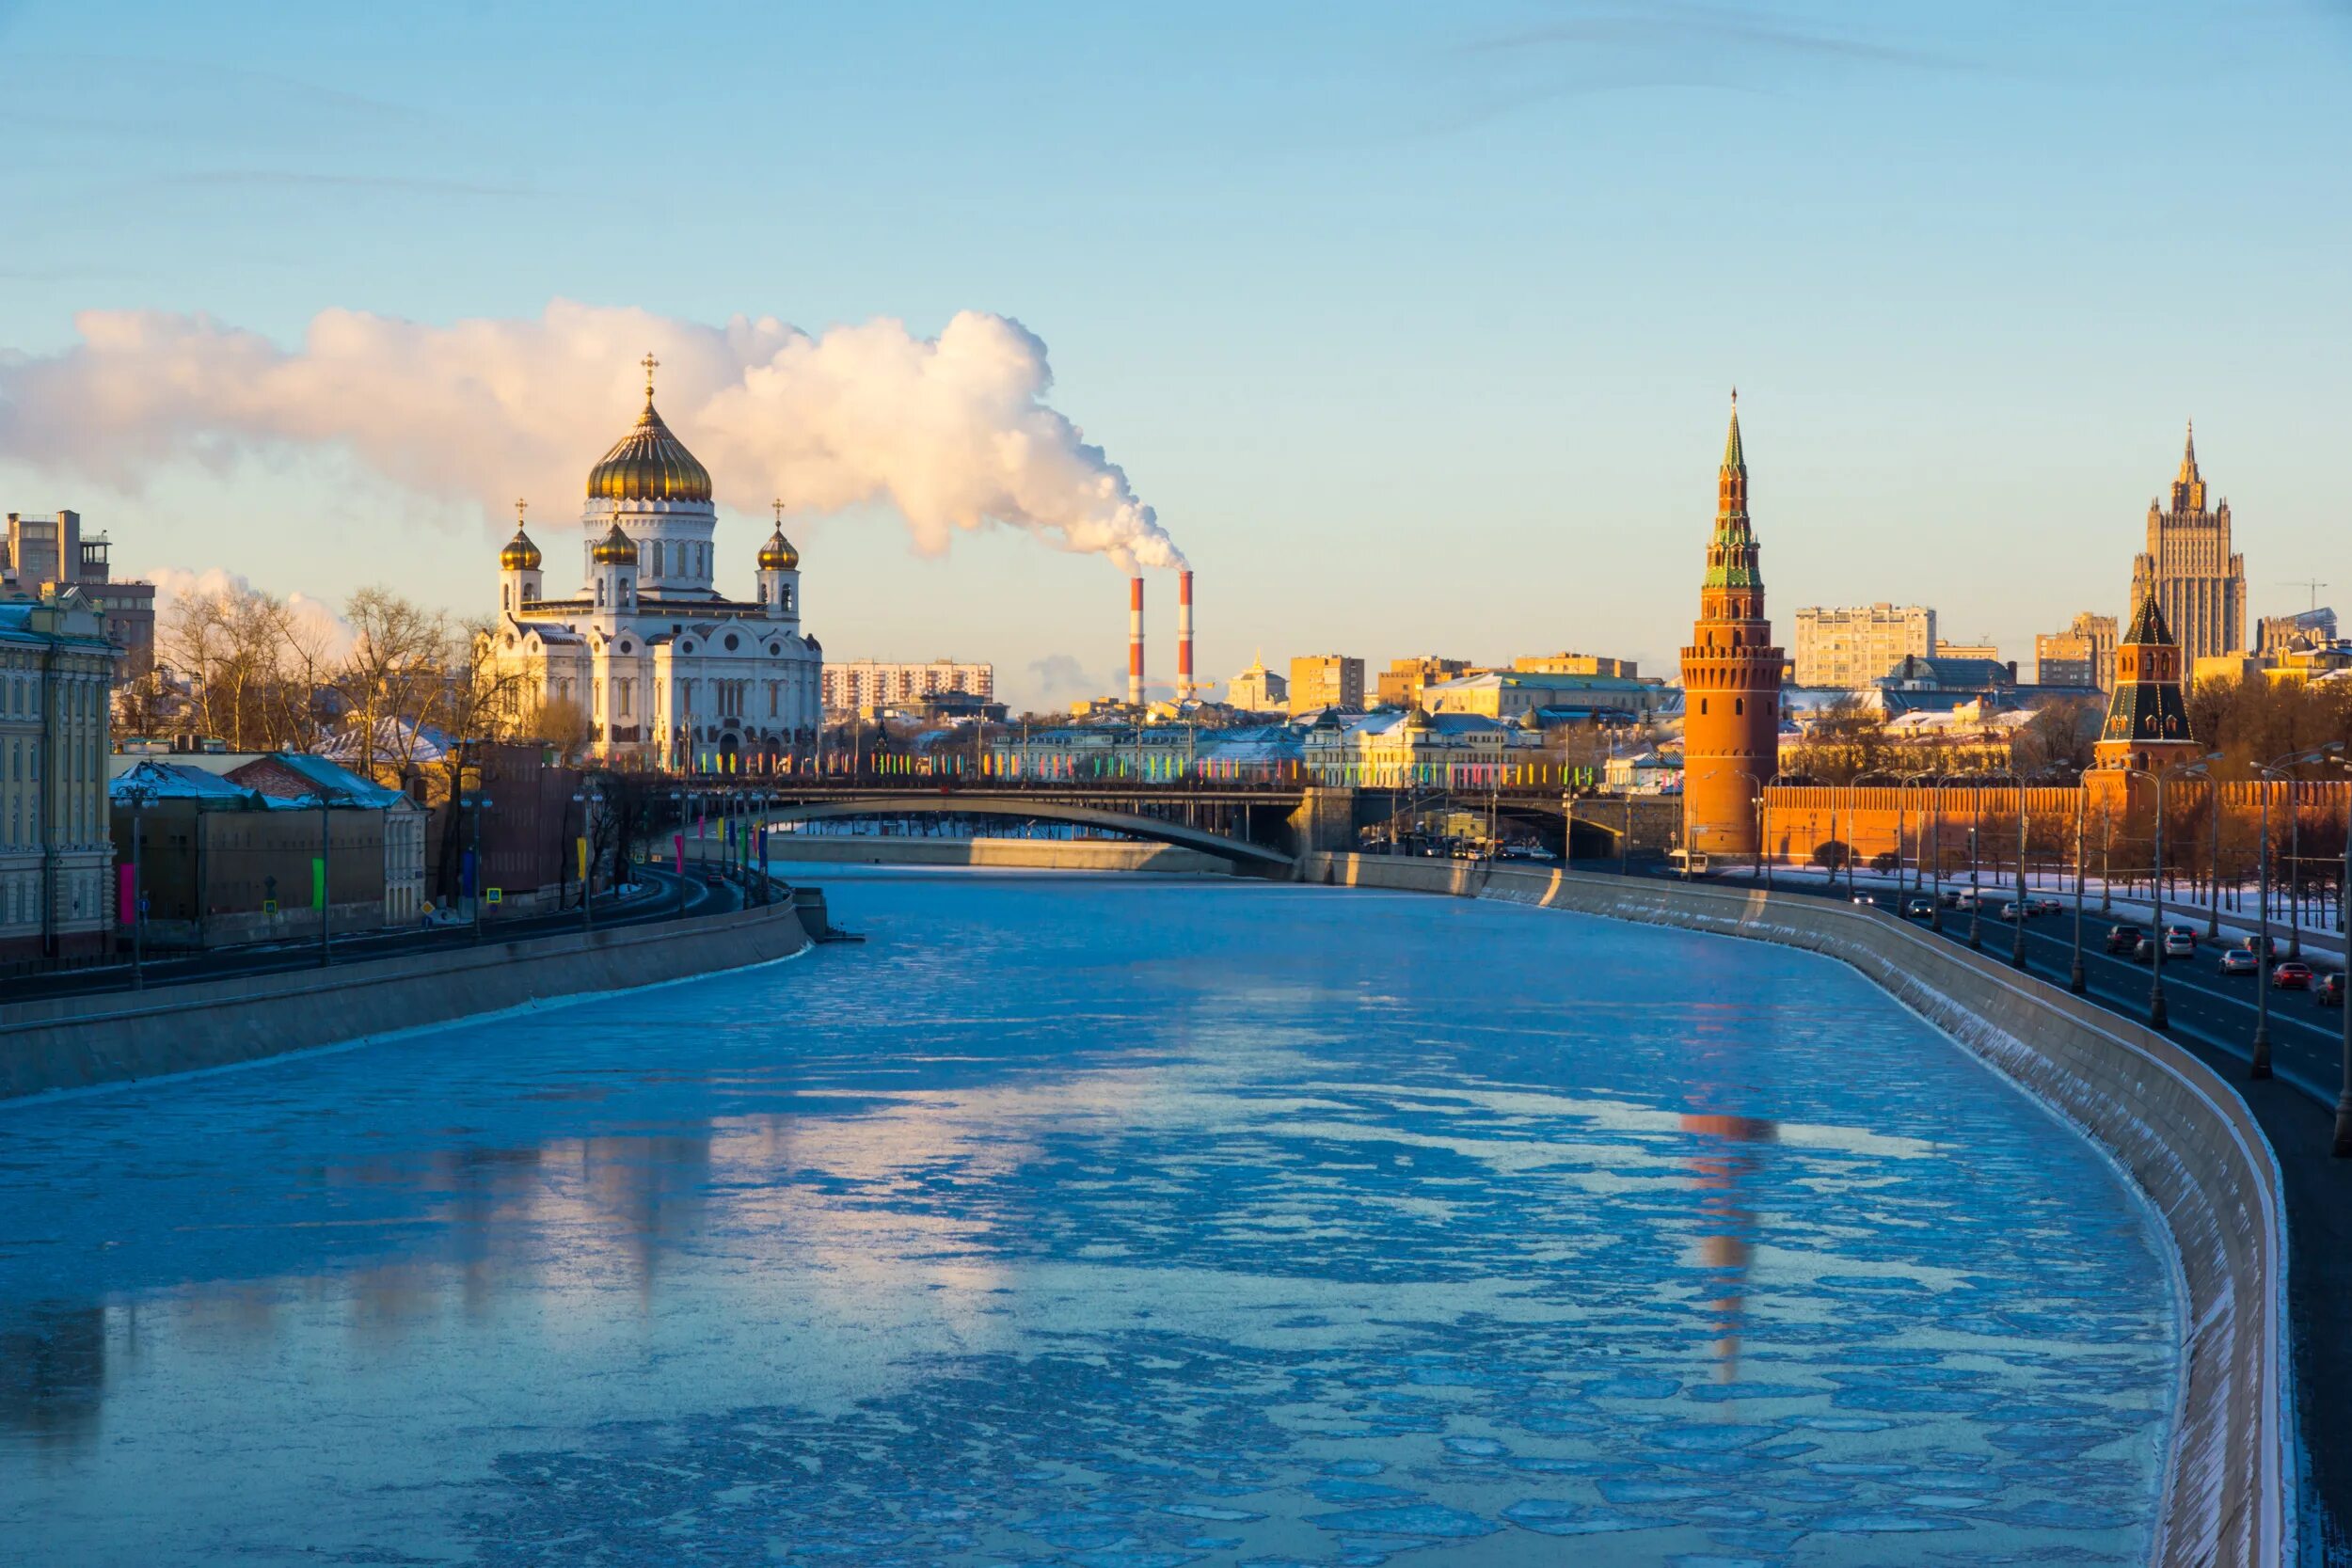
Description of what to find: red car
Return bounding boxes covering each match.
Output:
[2271,961,2314,991]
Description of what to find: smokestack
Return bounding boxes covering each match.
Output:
[1176,570,1194,702]
[1128,575,1145,706]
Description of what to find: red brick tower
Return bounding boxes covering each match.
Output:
[1679,393,1783,859]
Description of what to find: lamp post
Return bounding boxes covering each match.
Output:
[460,790,490,945]
[311,784,345,969]
[2249,766,2277,1080]
[2070,784,2088,995]
[2011,778,2030,972]
[2126,752,2223,1032]
[2336,803,2352,1157]
[1967,784,1984,952]
[1898,770,1935,893]
[670,787,688,920]
[2277,743,2345,958]
[571,780,600,934]
[119,779,154,990]
[1929,772,1947,935]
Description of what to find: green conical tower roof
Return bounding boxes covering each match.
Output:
[1723,390,1745,472]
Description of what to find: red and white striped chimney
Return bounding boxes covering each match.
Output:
[1127,575,1145,706]
[1176,570,1194,703]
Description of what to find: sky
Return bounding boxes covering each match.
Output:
[1,0,2347,710]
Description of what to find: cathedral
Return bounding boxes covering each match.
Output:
[486,357,823,770]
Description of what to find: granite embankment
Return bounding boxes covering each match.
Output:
[763,835,1230,875]
[1303,852,2292,1568]
[0,892,821,1101]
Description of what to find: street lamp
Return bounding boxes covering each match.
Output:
[2269,743,2344,959]
[458,790,492,944]
[2121,752,2223,1031]
[118,778,156,990]
[669,787,688,920]
[2335,787,2352,1158]
[570,781,601,934]
[2069,783,2089,995]
[310,784,347,968]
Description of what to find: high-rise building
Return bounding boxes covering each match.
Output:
[1679,395,1782,859]
[1287,655,1364,717]
[2092,592,2197,775]
[1227,656,1288,712]
[2130,422,2246,663]
[5,510,155,681]
[821,658,995,713]
[1789,604,1934,688]
[1376,656,1477,707]
[2034,612,2119,689]
[1933,637,1999,662]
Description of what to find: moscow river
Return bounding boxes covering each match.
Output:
[1,868,2176,1565]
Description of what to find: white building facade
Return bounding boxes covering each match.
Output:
[1790,603,1936,689]
[486,366,824,770]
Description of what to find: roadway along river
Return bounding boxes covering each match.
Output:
[1,867,2178,1565]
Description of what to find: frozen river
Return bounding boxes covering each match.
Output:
[2,868,2176,1565]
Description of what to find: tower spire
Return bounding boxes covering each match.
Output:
[1723,389,1745,472]
[2179,418,2198,483]
[641,352,660,403]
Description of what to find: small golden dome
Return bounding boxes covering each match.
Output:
[590,521,639,565]
[586,399,713,503]
[758,528,800,571]
[500,527,542,571]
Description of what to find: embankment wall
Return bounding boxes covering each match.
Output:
[760,836,1231,875]
[1301,852,2291,1568]
[0,899,815,1102]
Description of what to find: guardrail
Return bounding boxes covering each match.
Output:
[1303,852,2293,1568]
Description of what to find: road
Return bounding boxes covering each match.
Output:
[10,865,753,1006]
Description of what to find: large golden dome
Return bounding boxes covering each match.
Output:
[586,398,713,504]
[757,528,800,571]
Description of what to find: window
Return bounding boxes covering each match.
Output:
[1699,699,1708,716]
[617,679,634,719]
[650,541,664,577]
[1734,698,1743,716]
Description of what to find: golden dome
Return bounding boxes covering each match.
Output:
[500,526,542,571]
[586,399,712,503]
[758,528,800,571]
[590,521,639,565]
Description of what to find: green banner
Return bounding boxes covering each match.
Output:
[312,858,326,909]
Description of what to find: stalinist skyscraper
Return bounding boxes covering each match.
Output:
[1679,393,1782,860]
[2129,422,2246,662]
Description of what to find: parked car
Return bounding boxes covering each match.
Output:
[2105,924,2146,955]
[2217,948,2260,976]
[1904,897,1935,918]
[2272,961,2314,991]
[2319,973,2345,1008]
[2161,930,2198,958]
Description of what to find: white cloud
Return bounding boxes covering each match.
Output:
[0,301,1184,573]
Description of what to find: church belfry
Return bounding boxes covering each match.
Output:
[1679,392,1783,859]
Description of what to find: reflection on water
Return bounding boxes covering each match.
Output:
[1681,1110,1778,1383]
[0,869,2175,1565]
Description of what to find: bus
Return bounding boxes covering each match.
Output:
[1667,848,1709,875]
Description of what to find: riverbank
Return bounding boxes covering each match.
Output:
[1304,852,2293,1568]
[761,833,1232,875]
[0,893,820,1101]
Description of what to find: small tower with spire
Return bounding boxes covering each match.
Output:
[1678,390,1784,859]
[755,499,802,623]
[499,497,542,614]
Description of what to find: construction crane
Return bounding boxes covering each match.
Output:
[2279,579,2328,613]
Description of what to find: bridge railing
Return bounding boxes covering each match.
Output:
[657,752,1597,792]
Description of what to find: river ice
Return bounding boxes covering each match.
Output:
[0,867,2176,1564]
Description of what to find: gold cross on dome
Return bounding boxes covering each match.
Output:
[515,497,528,525]
[772,498,787,524]
[641,352,660,399]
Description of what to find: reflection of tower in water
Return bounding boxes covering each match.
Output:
[1680,1111,1778,1383]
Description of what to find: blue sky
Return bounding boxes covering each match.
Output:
[2,0,2346,707]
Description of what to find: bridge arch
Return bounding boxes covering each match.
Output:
[757,797,1295,872]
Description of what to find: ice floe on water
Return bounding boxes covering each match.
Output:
[0,871,2175,1563]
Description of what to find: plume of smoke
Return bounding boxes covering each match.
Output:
[148,566,356,659]
[0,301,1185,571]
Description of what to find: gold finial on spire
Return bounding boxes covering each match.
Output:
[1730,386,1738,405]
[641,352,660,401]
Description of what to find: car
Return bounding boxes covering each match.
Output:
[1851,895,1880,908]
[2217,948,2259,977]
[1904,897,1935,918]
[1939,889,1965,909]
[2164,924,2200,944]
[2031,896,2066,915]
[2239,933,2282,959]
[1994,903,2027,923]
[2318,973,2345,1008]
[2272,961,2314,991]
[2130,935,2156,964]
[2161,930,2198,958]
[703,868,726,887]
[2105,924,2146,955]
